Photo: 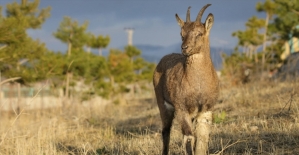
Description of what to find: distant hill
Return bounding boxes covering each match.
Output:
[91,43,233,70]
[136,43,233,70]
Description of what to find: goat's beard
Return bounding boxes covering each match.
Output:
[182,49,192,56]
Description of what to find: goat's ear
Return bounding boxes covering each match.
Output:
[204,13,214,34]
[175,14,184,27]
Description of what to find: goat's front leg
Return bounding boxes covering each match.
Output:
[177,110,195,155]
[193,111,212,155]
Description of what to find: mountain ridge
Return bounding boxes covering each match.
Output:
[136,43,233,70]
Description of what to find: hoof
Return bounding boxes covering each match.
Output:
[183,135,195,155]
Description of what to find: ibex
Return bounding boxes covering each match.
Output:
[153,4,219,155]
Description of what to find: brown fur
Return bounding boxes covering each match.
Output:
[153,4,219,155]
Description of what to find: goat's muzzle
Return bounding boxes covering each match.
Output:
[182,48,193,57]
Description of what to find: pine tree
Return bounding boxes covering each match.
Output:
[124,45,141,63]
[53,16,89,99]
[53,16,89,56]
[88,34,110,56]
[256,0,276,66]
[224,0,299,84]
[232,16,264,62]
[0,0,51,113]
[0,0,51,83]
[270,0,299,40]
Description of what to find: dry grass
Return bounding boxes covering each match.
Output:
[1,79,299,155]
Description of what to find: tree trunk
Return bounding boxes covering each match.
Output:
[109,75,114,99]
[249,46,253,60]
[87,46,91,53]
[65,38,72,101]
[16,65,21,114]
[262,12,269,69]
[65,72,70,99]
[67,39,72,57]
[0,71,2,106]
[254,46,258,63]
[99,48,102,56]
[17,82,21,114]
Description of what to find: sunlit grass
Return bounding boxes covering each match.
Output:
[1,79,299,154]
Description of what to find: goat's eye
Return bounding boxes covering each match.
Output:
[181,36,184,41]
[197,33,203,37]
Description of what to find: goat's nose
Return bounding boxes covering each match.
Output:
[181,45,188,50]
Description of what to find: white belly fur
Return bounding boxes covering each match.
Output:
[164,102,174,111]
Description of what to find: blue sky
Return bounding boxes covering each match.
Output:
[0,0,265,52]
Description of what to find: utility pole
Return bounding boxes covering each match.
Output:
[124,28,134,45]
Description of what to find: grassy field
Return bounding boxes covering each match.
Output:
[0,79,299,155]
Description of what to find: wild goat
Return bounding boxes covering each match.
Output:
[153,4,219,155]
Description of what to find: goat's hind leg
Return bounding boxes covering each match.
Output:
[161,103,174,155]
[156,94,174,155]
[159,102,174,155]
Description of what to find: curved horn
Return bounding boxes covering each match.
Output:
[196,4,211,23]
[186,6,191,22]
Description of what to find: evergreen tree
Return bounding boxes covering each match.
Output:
[83,52,109,98]
[270,0,299,40]
[53,17,113,99]
[224,0,299,84]
[108,49,133,84]
[256,0,276,65]
[53,16,89,98]
[232,16,264,62]
[53,16,89,56]
[124,45,141,63]
[0,0,51,113]
[270,0,299,69]
[88,34,110,56]
[124,45,154,81]
[0,0,51,83]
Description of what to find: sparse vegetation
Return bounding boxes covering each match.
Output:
[1,0,299,154]
[223,0,299,84]
[0,0,155,102]
[1,79,299,155]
